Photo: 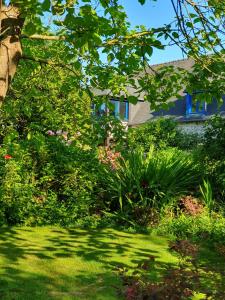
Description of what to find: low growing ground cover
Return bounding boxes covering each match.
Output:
[0,227,225,300]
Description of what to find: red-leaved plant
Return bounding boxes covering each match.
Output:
[117,240,225,300]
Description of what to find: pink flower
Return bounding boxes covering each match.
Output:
[47,130,55,136]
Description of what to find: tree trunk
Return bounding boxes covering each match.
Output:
[0,5,24,104]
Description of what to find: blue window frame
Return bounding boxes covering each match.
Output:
[110,99,129,121]
[91,100,129,121]
[186,93,206,116]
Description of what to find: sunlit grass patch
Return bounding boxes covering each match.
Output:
[0,227,176,300]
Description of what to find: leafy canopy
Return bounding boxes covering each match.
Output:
[5,0,225,106]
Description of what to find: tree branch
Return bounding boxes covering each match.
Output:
[21,54,76,70]
[21,34,66,41]
[21,28,169,47]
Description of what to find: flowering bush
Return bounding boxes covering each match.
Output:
[98,147,121,170]
[0,135,104,226]
[177,195,204,216]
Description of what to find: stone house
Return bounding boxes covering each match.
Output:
[95,58,225,134]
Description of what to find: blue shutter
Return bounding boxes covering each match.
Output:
[114,101,120,118]
[186,93,192,116]
[186,92,207,116]
[125,102,129,121]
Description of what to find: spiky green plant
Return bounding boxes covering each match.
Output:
[102,147,201,225]
[200,180,214,213]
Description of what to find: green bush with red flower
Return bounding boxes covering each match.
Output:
[0,130,104,226]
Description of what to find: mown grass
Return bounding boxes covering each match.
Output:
[0,227,177,300]
[0,227,225,299]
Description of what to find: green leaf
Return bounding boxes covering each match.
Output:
[194,17,201,24]
[145,46,153,57]
[127,96,138,104]
[42,0,51,11]
[119,195,123,211]
[172,32,179,39]
[27,132,32,140]
[107,53,115,63]
[186,22,193,28]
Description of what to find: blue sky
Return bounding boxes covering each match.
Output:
[121,0,186,64]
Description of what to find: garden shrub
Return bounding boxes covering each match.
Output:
[156,212,225,243]
[119,257,201,300]
[177,195,204,216]
[203,115,225,160]
[200,116,225,201]
[92,113,127,148]
[127,117,201,151]
[174,130,202,151]
[0,53,111,226]
[127,118,178,151]
[0,134,103,226]
[118,238,224,300]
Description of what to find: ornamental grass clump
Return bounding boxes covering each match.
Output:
[103,147,201,226]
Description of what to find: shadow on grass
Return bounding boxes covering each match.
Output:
[0,227,225,299]
[46,228,163,268]
[0,227,176,299]
[0,266,122,300]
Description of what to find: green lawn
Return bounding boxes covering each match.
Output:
[0,227,178,300]
[0,227,224,300]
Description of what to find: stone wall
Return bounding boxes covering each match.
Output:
[178,122,205,135]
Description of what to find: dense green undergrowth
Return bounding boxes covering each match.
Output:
[0,115,224,236]
[2,56,225,249]
[156,212,225,242]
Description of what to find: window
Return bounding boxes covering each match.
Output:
[91,100,129,121]
[110,99,129,121]
[91,103,106,117]
[186,93,206,116]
